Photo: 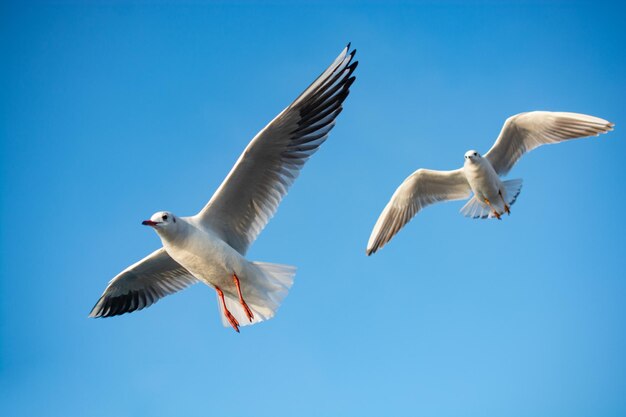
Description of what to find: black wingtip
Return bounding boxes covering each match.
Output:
[88,296,103,318]
[345,76,356,90]
[346,41,351,50]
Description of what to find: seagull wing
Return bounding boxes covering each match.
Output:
[195,45,357,255]
[366,168,470,256]
[89,248,199,318]
[485,111,614,176]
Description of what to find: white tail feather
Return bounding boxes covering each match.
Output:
[503,178,523,207]
[217,262,296,328]
[460,179,523,219]
[460,196,491,219]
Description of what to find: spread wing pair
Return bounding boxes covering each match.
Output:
[90,45,357,318]
[366,112,614,255]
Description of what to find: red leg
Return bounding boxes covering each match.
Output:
[233,274,254,322]
[499,190,510,215]
[484,198,501,220]
[216,286,239,333]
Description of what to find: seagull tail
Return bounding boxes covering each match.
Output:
[217,262,295,328]
[460,179,523,219]
[460,196,491,219]
[502,178,523,208]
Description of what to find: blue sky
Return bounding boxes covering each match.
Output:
[2,1,625,416]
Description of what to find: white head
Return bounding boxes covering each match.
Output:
[142,211,179,236]
[464,150,481,163]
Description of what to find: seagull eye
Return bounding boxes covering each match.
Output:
[162,215,168,221]
[473,152,477,156]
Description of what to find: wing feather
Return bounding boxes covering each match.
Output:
[196,45,357,255]
[89,248,198,318]
[485,111,614,176]
[366,168,470,255]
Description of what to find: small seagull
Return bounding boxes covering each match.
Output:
[90,45,357,332]
[366,111,614,256]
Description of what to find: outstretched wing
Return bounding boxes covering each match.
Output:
[366,168,470,256]
[485,111,614,176]
[89,248,198,318]
[196,45,358,255]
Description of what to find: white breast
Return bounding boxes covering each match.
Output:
[463,158,502,201]
[160,219,248,290]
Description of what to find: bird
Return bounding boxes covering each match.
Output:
[366,111,614,256]
[89,44,358,332]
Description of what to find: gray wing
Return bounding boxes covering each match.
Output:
[89,248,198,318]
[366,168,470,256]
[195,44,358,255]
[485,111,614,176]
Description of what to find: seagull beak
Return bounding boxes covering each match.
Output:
[142,220,159,226]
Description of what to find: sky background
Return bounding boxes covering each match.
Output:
[2,1,626,416]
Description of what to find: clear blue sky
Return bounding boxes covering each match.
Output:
[2,1,625,416]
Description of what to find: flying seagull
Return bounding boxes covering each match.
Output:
[366,111,614,256]
[90,44,357,332]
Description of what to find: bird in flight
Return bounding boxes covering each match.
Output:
[366,111,614,256]
[90,44,357,332]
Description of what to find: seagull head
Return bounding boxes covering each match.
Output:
[142,211,177,230]
[464,150,481,163]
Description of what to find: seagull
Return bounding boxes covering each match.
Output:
[90,45,357,332]
[366,111,614,256]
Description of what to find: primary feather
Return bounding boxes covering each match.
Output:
[89,248,198,318]
[366,168,470,255]
[196,45,358,255]
[485,111,614,176]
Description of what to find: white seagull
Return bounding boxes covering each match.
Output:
[90,45,357,332]
[366,111,614,256]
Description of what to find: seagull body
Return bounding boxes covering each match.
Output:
[462,149,520,218]
[151,215,250,293]
[366,111,614,256]
[90,45,358,332]
[141,213,292,329]
[464,150,501,203]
